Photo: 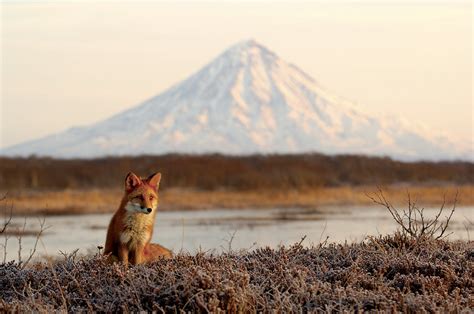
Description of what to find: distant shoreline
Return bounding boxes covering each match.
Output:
[1,184,471,216]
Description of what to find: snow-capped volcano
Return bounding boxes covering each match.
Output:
[2,40,471,160]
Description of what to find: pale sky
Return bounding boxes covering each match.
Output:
[1,1,472,149]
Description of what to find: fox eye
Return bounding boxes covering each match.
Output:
[149,195,154,201]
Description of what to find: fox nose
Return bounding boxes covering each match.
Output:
[147,208,152,213]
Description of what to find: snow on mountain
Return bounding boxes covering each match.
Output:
[1,39,471,160]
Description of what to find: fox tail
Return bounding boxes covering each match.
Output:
[144,243,173,261]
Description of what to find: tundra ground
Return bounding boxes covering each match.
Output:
[1,234,473,312]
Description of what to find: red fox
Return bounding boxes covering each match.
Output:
[104,172,172,265]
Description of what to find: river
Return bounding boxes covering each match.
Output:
[2,205,472,262]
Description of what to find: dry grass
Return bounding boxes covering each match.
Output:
[1,188,472,311]
[1,234,473,312]
[2,184,473,216]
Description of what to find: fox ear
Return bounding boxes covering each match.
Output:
[125,172,141,191]
[147,172,161,190]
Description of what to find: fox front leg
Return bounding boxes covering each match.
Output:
[130,245,145,265]
[118,244,129,266]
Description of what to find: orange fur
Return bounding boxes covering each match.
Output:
[143,243,172,262]
[104,172,172,265]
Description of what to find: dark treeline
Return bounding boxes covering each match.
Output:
[0,154,472,190]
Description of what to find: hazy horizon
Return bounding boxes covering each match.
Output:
[1,1,472,150]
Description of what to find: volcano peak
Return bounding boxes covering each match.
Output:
[1,40,470,160]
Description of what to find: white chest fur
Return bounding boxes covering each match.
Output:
[120,212,154,249]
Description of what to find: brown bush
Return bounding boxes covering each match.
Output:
[0,154,472,191]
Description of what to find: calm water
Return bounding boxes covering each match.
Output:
[3,206,473,262]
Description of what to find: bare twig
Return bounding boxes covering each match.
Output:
[367,187,458,242]
[296,235,307,247]
[20,218,49,269]
[0,194,12,234]
[434,190,458,240]
[1,193,49,267]
[0,194,12,263]
[318,221,328,245]
[2,234,9,264]
[221,230,238,253]
[463,216,473,241]
[17,218,27,264]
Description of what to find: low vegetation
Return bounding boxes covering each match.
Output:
[0,191,473,312]
[1,234,472,312]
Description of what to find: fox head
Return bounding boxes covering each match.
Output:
[124,172,161,215]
